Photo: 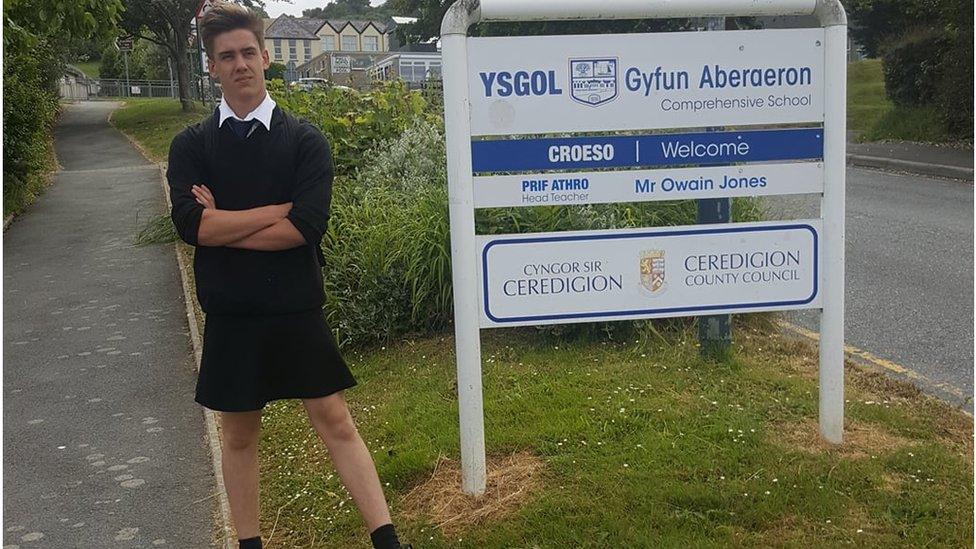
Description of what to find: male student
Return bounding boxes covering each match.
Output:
[166,3,407,548]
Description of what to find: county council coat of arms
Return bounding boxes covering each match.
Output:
[640,250,666,295]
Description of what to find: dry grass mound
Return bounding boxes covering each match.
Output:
[770,418,915,459]
[399,451,545,537]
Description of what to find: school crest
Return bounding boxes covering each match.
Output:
[569,58,618,107]
[640,250,665,295]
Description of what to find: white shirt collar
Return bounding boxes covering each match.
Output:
[218,92,276,131]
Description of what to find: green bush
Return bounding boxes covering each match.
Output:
[323,120,452,347]
[3,33,61,216]
[99,44,124,79]
[268,79,434,178]
[881,28,946,108]
[265,62,285,81]
[939,0,973,136]
[876,0,973,139]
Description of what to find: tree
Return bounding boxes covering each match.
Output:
[844,0,944,57]
[4,0,121,43]
[130,39,172,80]
[302,0,396,20]
[389,0,727,45]
[100,44,125,79]
[119,0,264,112]
[265,61,285,81]
[118,0,201,112]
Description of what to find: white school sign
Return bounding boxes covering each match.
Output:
[442,0,847,495]
[467,28,825,135]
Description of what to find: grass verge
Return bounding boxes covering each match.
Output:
[847,59,891,136]
[254,327,972,548]
[847,59,954,143]
[110,98,209,161]
[124,95,973,549]
[72,61,100,79]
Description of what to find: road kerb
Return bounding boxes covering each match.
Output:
[777,319,972,413]
[157,163,236,549]
[847,154,974,181]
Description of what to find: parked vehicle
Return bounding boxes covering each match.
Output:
[294,77,330,91]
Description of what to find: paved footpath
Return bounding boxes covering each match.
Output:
[3,102,217,547]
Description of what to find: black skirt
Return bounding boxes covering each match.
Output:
[195,307,356,412]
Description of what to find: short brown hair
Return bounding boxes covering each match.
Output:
[200,1,264,57]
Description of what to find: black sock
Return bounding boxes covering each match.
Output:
[370,523,401,549]
[239,536,262,549]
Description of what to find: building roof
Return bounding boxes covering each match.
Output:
[266,15,393,38]
[324,19,389,33]
[265,15,321,39]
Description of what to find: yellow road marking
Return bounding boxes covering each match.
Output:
[776,319,970,402]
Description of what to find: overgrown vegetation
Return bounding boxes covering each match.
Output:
[3,0,121,216]
[848,0,973,140]
[270,79,436,178]
[271,84,770,348]
[847,59,956,143]
[3,37,61,216]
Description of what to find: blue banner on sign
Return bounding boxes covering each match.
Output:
[471,128,823,173]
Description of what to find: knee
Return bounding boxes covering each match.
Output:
[220,413,260,452]
[307,395,359,443]
[223,430,258,452]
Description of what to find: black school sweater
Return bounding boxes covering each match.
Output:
[166,106,333,316]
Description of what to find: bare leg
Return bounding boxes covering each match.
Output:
[303,392,392,531]
[219,410,262,540]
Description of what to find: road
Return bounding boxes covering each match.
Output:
[766,167,973,409]
[3,102,217,547]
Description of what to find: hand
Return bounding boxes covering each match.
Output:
[192,184,216,209]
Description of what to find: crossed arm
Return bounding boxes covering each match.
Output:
[191,184,306,251]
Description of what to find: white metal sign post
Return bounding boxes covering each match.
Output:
[442,0,847,495]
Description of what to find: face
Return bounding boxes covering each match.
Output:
[207,28,269,102]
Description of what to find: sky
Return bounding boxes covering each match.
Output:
[264,0,386,18]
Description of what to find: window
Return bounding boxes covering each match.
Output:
[363,36,378,52]
[288,39,296,60]
[273,39,282,61]
[398,61,412,82]
[341,35,358,51]
[304,39,312,60]
[322,35,336,51]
